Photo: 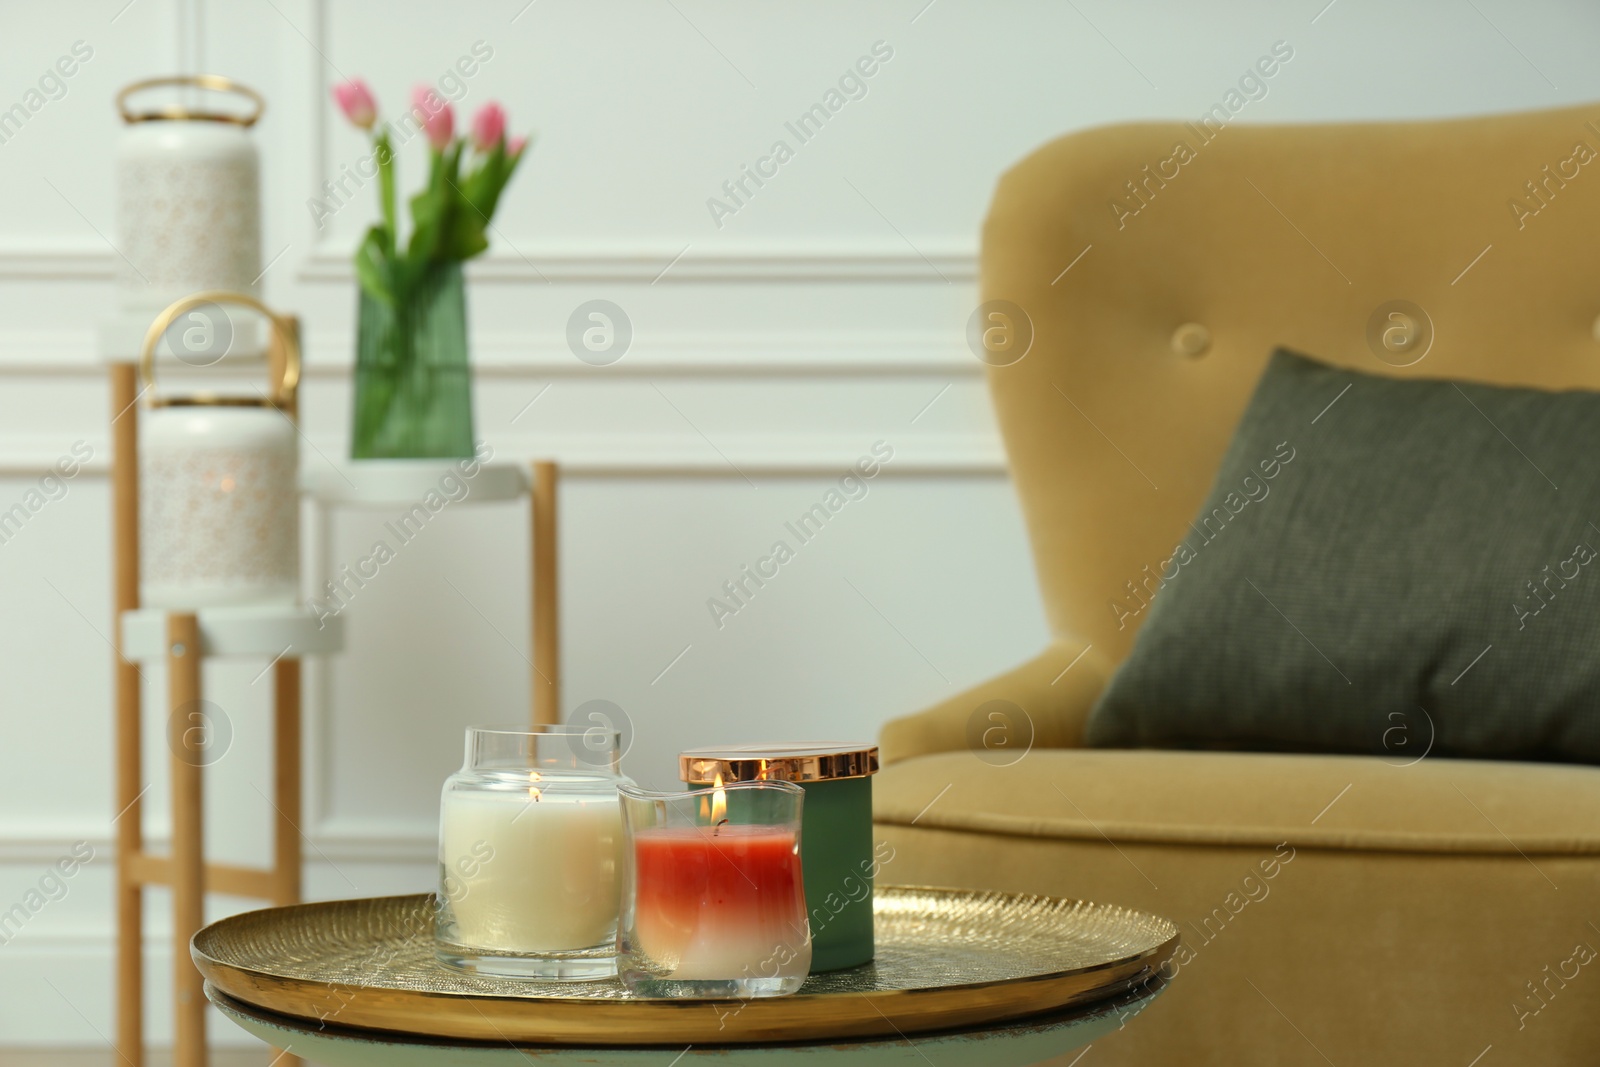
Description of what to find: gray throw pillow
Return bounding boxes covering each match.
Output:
[1085,349,1600,764]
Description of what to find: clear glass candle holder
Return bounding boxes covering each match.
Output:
[618,780,812,998]
[681,743,880,973]
[435,725,631,980]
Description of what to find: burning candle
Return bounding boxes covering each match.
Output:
[440,781,622,949]
[619,779,811,997]
[434,726,630,980]
[680,743,880,972]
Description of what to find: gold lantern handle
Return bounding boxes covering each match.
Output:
[139,291,301,410]
[116,74,265,127]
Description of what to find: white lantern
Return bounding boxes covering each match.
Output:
[138,293,301,609]
[115,76,264,317]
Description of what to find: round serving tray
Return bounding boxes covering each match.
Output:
[193,887,1179,1047]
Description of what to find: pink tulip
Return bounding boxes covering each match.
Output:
[411,84,454,152]
[471,102,506,151]
[331,79,377,130]
[508,135,528,157]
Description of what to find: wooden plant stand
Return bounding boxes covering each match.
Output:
[109,318,562,1067]
[108,309,344,1067]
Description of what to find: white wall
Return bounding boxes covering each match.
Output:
[3,0,1599,1049]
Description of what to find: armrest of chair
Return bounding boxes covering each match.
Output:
[877,640,1110,765]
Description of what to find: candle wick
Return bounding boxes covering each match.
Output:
[714,818,729,836]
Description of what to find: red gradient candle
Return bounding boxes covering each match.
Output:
[620,779,812,994]
[632,825,806,980]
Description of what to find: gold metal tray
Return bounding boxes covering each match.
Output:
[193,887,1179,1046]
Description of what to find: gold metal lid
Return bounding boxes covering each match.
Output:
[117,75,265,127]
[150,395,272,409]
[680,742,879,784]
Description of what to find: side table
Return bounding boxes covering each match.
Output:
[209,982,1165,1067]
[194,888,1179,1067]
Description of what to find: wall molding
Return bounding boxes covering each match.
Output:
[0,330,983,376]
[299,245,978,284]
[0,240,977,286]
[0,244,115,280]
[0,435,110,477]
[0,432,1005,478]
[0,831,430,867]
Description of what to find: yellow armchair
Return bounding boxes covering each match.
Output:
[876,102,1600,1064]
[878,640,1106,765]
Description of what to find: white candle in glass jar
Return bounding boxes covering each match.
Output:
[439,779,623,953]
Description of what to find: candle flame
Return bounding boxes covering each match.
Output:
[528,769,542,803]
[711,771,727,825]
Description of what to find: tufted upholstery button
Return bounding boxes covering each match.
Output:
[1171,323,1211,358]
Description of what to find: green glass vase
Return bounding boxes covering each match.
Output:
[350,260,475,459]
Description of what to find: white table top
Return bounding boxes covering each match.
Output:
[120,603,343,661]
[212,982,1164,1067]
[301,459,531,506]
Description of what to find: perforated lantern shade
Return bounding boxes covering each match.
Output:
[115,76,265,316]
[137,293,300,609]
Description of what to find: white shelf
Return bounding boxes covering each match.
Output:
[120,604,344,661]
[301,459,530,506]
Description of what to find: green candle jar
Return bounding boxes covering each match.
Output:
[680,743,880,972]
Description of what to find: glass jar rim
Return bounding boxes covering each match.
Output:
[452,768,626,787]
[462,724,624,775]
[468,724,603,736]
[464,724,622,746]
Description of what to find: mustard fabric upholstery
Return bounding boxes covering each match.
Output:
[877,103,1600,1064]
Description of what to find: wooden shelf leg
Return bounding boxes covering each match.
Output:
[114,652,144,1067]
[114,654,145,1067]
[271,657,303,905]
[167,613,206,1067]
[271,315,305,1067]
[531,461,561,727]
[270,656,304,1067]
[110,361,145,1067]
